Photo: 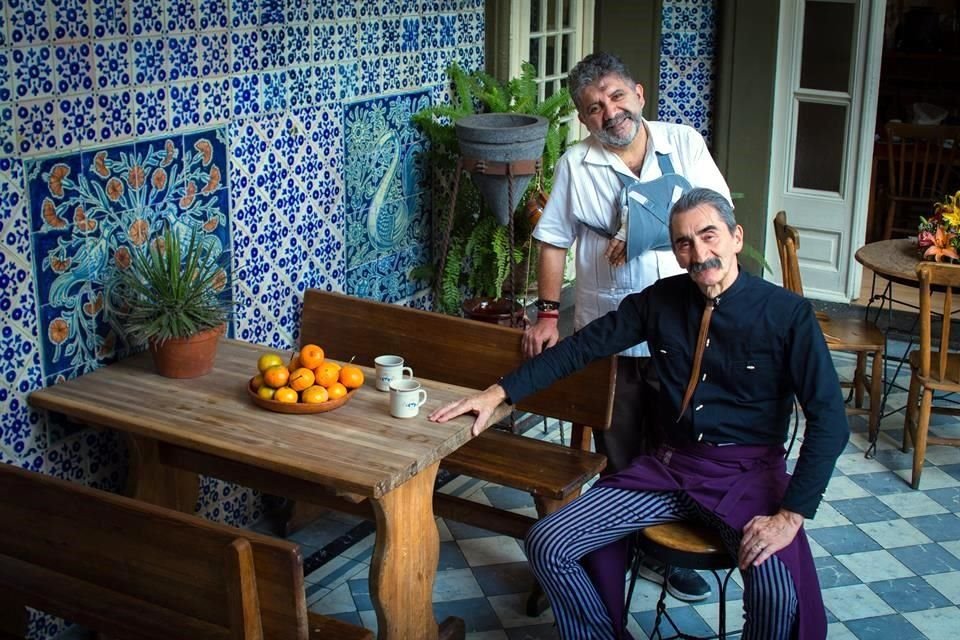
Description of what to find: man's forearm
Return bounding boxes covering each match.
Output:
[537,243,567,301]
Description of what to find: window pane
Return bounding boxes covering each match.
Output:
[530,0,541,31]
[529,37,540,70]
[562,33,571,70]
[793,101,846,193]
[563,0,571,27]
[800,1,854,92]
[544,80,556,100]
[547,0,557,30]
[546,35,556,75]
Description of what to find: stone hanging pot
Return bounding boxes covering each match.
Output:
[149,324,225,379]
[455,113,549,225]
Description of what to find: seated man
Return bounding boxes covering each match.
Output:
[430,188,848,640]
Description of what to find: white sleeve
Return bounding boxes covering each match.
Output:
[532,155,578,249]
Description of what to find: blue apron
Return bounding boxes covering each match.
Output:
[584,153,693,262]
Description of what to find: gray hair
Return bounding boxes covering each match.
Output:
[568,52,636,110]
[669,188,737,233]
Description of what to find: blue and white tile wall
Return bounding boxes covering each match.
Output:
[0,1,484,636]
[658,0,717,145]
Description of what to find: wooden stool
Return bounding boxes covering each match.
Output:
[628,522,737,639]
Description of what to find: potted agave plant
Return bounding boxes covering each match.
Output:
[110,224,231,378]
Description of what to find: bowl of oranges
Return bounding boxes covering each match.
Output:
[248,343,365,414]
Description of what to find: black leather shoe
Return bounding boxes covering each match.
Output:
[636,557,711,602]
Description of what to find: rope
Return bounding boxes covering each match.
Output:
[435,158,464,304]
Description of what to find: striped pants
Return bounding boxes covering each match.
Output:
[525,486,798,640]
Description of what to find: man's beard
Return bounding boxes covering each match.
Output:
[689,257,723,273]
[594,111,641,148]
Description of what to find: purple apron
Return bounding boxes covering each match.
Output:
[587,442,826,640]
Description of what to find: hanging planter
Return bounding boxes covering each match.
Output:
[455,113,549,226]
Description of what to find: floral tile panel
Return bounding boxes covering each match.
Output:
[26,127,234,380]
[343,90,432,302]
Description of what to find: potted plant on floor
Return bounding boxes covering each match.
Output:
[412,62,575,318]
[109,223,232,378]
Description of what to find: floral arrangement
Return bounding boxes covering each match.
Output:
[918,191,960,262]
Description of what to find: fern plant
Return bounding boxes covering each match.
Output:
[411,61,575,314]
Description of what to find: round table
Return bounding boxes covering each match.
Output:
[855,238,922,288]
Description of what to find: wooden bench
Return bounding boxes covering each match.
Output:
[0,463,371,640]
[296,289,614,539]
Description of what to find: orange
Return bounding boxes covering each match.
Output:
[288,367,316,392]
[301,385,330,404]
[263,365,290,389]
[251,374,265,391]
[288,353,301,370]
[273,386,298,403]
[299,343,325,369]
[327,382,348,400]
[314,361,341,387]
[257,353,284,373]
[256,385,276,400]
[339,365,364,389]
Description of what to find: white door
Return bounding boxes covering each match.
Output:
[766,0,885,302]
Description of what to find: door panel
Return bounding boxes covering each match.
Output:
[766,0,883,301]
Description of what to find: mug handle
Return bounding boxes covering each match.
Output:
[416,389,427,408]
[402,366,414,379]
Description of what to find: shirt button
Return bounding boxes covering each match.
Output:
[695,404,704,411]
[701,373,707,382]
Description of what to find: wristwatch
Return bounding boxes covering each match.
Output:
[535,299,560,312]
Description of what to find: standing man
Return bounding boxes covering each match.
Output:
[432,188,848,639]
[523,51,731,600]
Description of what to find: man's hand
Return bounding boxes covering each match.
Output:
[428,384,508,436]
[738,509,803,570]
[604,237,626,267]
[522,318,560,358]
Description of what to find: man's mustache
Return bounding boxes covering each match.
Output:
[603,112,637,131]
[689,257,722,273]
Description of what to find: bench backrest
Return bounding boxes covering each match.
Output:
[300,289,615,428]
[0,464,308,640]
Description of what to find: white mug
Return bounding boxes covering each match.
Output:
[389,379,427,419]
[375,355,414,392]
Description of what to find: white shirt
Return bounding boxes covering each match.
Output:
[533,120,731,357]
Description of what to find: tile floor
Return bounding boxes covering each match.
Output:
[281,340,960,640]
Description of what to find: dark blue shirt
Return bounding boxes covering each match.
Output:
[501,270,849,517]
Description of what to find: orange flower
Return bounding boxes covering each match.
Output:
[83,292,103,316]
[923,226,959,262]
[50,254,71,273]
[180,181,197,209]
[74,206,96,232]
[152,167,167,190]
[48,318,69,344]
[48,163,70,197]
[128,219,149,246]
[42,198,67,229]
[114,246,131,270]
[93,151,109,177]
[105,177,124,201]
[194,139,213,165]
[98,331,116,358]
[128,164,145,189]
[212,269,227,292]
[161,139,178,167]
[202,217,219,232]
[201,165,221,193]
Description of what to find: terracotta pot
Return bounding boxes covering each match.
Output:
[149,324,224,378]
[462,297,527,328]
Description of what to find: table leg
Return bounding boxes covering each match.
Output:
[124,435,199,512]
[369,461,457,640]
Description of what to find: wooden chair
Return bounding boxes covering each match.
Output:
[903,262,960,489]
[773,211,885,442]
[0,463,371,640]
[882,123,960,240]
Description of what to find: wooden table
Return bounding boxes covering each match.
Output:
[855,238,923,290]
[29,339,495,640]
